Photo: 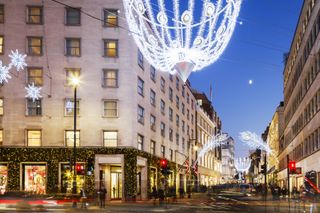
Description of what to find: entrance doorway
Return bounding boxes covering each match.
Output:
[110,167,122,200]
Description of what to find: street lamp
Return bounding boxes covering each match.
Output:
[70,75,80,207]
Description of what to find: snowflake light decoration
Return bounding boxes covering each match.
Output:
[123,0,242,82]
[0,61,11,84]
[8,49,27,71]
[234,157,251,173]
[239,131,272,154]
[25,83,42,102]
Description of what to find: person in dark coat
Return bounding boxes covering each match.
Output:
[99,185,107,208]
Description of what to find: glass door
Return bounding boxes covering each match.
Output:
[111,167,122,199]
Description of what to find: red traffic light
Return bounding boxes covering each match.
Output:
[289,161,296,172]
[160,159,168,169]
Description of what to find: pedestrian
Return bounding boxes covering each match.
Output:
[292,186,299,200]
[80,188,87,209]
[152,186,157,206]
[99,185,107,208]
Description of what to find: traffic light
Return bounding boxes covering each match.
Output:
[76,164,85,175]
[289,161,296,174]
[87,158,94,175]
[160,159,168,176]
[260,164,266,174]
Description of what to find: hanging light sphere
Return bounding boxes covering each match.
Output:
[123,0,242,82]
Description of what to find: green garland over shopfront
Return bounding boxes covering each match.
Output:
[0,147,179,200]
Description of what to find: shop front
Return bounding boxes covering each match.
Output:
[0,164,7,194]
[22,163,46,194]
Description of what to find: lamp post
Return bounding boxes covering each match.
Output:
[70,76,80,207]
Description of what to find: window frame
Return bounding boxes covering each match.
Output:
[27,67,43,86]
[0,35,4,55]
[137,134,144,151]
[64,98,80,116]
[103,130,118,147]
[0,4,4,23]
[103,99,118,118]
[137,77,144,96]
[137,105,145,124]
[27,129,42,146]
[103,39,118,57]
[150,65,156,82]
[65,38,81,57]
[65,130,80,147]
[150,114,156,131]
[103,8,118,27]
[102,69,118,87]
[150,89,156,106]
[27,36,43,56]
[0,97,3,116]
[138,49,144,69]
[65,7,81,26]
[150,140,156,155]
[26,5,43,25]
[26,98,42,116]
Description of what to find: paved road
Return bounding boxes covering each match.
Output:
[0,193,319,212]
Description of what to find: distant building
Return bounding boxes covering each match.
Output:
[221,137,236,183]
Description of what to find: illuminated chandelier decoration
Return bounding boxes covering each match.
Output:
[234,157,251,173]
[123,0,242,82]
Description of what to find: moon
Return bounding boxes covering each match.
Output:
[248,79,253,85]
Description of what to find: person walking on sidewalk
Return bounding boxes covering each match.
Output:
[99,185,107,208]
[152,187,158,206]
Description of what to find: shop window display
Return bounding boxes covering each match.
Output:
[0,165,7,194]
[60,163,85,194]
[23,164,46,194]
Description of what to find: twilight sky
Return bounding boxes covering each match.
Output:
[188,0,303,157]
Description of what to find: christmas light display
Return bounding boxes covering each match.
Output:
[193,133,230,168]
[123,0,242,82]
[239,131,272,154]
[25,83,42,102]
[234,157,251,173]
[0,50,27,84]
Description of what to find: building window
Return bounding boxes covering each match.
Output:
[150,114,156,131]
[0,129,2,145]
[138,49,144,69]
[150,140,156,155]
[26,99,41,116]
[182,137,185,150]
[138,105,144,124]
[191,114,194,124]
[66,68,80,85]
[176,115,180,127]
[65,98,80,116]
[187,109,190,120]
[27,67,43,86]
[66,7,80,25]
[103,100,118,117]
[160,77,165,92]
[0,5,4,23]
[150,89,156,106]
[150,66,156,82]
[187,93,190,104]
[182,103,185,115]
[169,87,173,102]
[182,120,185,132]
[138,77,144,96]
[27,6,43,24]
[65,38,80,56]
[27,37,42,56]
[176,77,179,90]
[176,96,179,109]
[0,98,3,115]
[0,35,3,54]
[169,107,173,121]
[182,85,185,97]
[169,128,173,141]
[160,122,165,137]
[103,9,118,27]
[103,131,118,147]
[65,130,80,147]
[160,100,165,115]
[27,130,41,146]
[23,164,46,193]
[102,69,118,87]
[137,134,144,151]
[161,145,165,158]
[104,39,118,57]
[169,149,173,161]
[176,133,179,145]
